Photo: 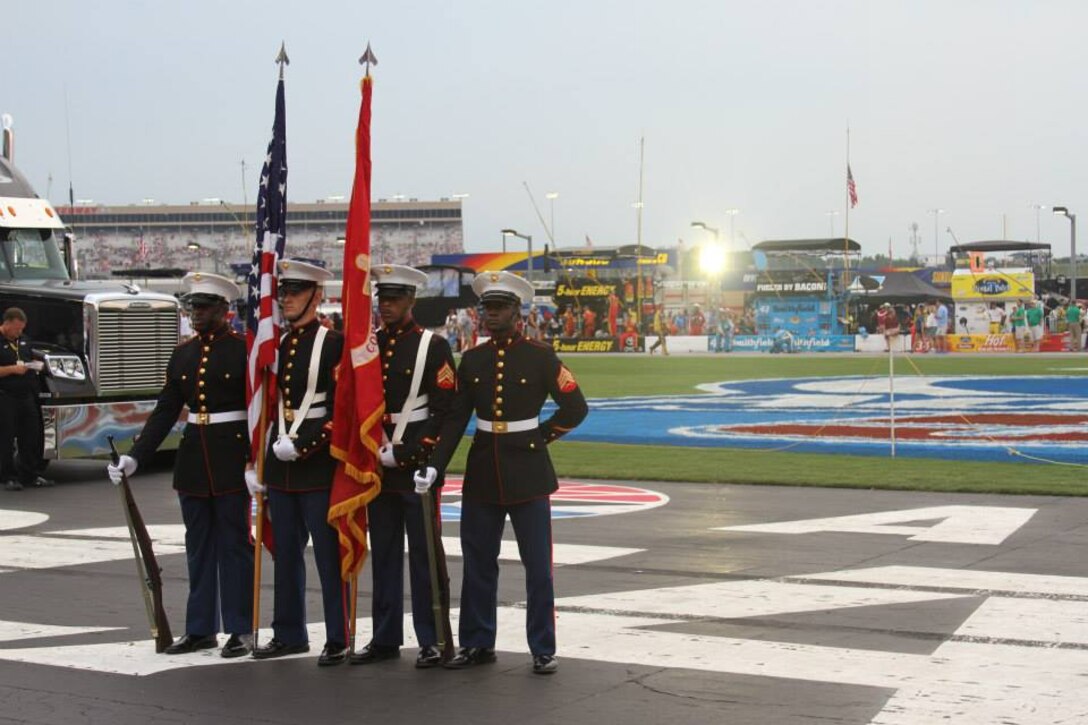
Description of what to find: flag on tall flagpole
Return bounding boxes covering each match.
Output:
[245,76,288,468]
[328,73,384,580]
[847,164,858,209]
[136,232,149,265]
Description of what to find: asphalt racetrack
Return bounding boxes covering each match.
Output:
[1,457,1086,724]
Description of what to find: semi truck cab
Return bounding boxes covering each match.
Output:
[0,137,182,460]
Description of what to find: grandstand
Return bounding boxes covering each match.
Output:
[57,198,464,278]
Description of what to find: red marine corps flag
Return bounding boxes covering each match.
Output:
[329,46,384,595]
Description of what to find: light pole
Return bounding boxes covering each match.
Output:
[501,228,534,283]
[690,221,720,241]
[724,208,739,244]
[1053,206,1077,302]
[1030,204,1046,244]
[546,192,559,246]
[928,208,945,265]
[825,210,840,237]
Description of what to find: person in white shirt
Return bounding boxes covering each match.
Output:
[987,303,1005,334]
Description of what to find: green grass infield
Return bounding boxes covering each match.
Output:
[444,353,1088,496]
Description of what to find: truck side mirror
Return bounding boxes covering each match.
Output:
[62,231,78,280]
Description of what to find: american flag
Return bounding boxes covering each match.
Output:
[245,77,287,463]
[135,232,149,265]
[847,164,858,208]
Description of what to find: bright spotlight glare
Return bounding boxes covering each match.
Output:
[698,244,727,275]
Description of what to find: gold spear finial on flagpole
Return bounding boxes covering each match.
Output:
[276,41,290,80]
[359,42,378,75]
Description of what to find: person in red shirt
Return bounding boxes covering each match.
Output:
[875,303,900,352]
[562,307,576,337]
[689,305,705,335]
[607,292,621,337]
[582,307,597,338]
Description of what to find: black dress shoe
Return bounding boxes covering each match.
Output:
[317,642,349,667]
[532,654,558,674]
[348,642,400,665]
[415,644,442,669]
[220,634,253,659]
[164,634,217,655]
[442,646,496,669]
[251,638,310,660]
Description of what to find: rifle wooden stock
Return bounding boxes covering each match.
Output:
[418,470,454,660]
[108,436,173,653]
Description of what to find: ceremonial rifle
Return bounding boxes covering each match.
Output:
[417,458,454,661]
[108,436,173,653]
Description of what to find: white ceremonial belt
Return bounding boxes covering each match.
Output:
[189,410,246,425]
[283,406,328,422]
[477,418,538,434]
[387,408,429,424]
[299,406,328,420]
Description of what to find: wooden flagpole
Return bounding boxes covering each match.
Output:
[251,397,268,647]
[251,42,291,649]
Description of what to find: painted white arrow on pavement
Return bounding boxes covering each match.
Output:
[716,505,1037,545]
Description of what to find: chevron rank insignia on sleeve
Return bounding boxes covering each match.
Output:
[557,364,578,393]
[436,361,456,390]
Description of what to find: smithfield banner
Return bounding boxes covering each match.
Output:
[732,334,855,352]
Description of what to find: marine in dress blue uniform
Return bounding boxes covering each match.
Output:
[350,264,457,668]
[250,259,349,667]
[429,271,588,674]
[107,272,254,658]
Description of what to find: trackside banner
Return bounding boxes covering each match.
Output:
[551,336,645,353]
[949,334,1017,353]
[732,335,855,352]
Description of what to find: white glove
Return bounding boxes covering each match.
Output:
[379,443,397,468]
[413,467,437,495]
[244,469,266,496]
[272,435,299,462]
[106,455,137,485]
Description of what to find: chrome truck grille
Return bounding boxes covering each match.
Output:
[95,299,179,394]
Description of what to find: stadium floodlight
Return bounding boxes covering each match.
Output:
[501,228,534,282]
[698,243,728,277]
[1053,206,1077,302]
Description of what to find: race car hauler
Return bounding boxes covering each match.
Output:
[0,122,181,461]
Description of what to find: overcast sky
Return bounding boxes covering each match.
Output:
[6,0,1086,260]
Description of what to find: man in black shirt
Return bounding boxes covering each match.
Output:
[250,259,349,666]
[350,264,457,668]
[428,271,588,674]
[0,307,50,491]
[106,272,254,658]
